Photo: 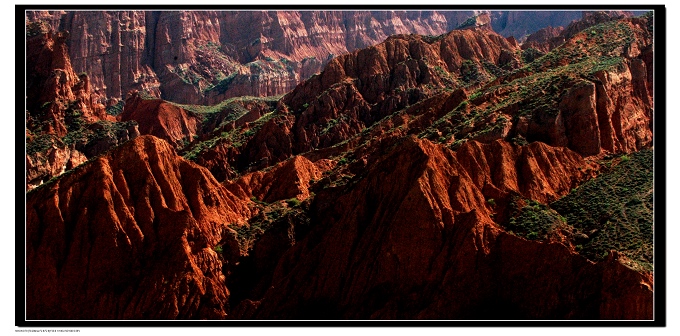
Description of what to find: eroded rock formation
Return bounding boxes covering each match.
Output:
[24,12,656,321]
[26,136,252,319]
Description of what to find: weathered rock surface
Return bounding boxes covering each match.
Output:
[455,140,592,204]
[26,21,108,137]
[26,145,87,190]
[237,137,652,319]
[26,136,252,319]
[26,10,628,106]
[24,12,656,321]
[120,92,200,147]
[522,11,639,52]
[225,155,330,203]
[26,10,472,105]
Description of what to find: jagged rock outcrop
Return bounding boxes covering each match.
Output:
[455,140,593,204]
[522,11,639,52]
[25,10,473,105]
[225,156,331,203]
[26,145,87,190]
[25,21,131,190]
[120,92,200,147]
[237,137,652,319]
[235,27,522,170]
[521,26,564,52]
[456,12,493,31]
[23,12,656,321]
[26,136,252,319]
[26,21,108,137]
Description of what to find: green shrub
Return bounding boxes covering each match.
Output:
[287,198,301,207]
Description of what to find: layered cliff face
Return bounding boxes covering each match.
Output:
[26,10,637,107]
[26,136,252,319]
[25,10,471,105]
[24,12,655,320]
[26,20,108,136]
[26,11,162,107]
[25,21,138,190]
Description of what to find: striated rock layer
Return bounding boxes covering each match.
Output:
[26,10,628,105]
[26,136,252,319]
[26,10,471,105]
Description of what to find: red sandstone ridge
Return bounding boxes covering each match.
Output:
[521,26,564,52]
[120,92,200,147]
[522,11,638,53]
[26,21,108,137]
[225,156,331,204]
[26,10,642,106]
[236,137,651,319]
[191,15,652,179]
[455,140,593,204]
[26,136,252,319]
[24,11,656,321]
[230,27,522,171]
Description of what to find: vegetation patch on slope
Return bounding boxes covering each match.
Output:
[551,149,653,270]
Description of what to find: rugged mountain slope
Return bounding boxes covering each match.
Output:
[120,92,200,147]
[24,13,656,320]
[26,20,108,137]
[183,14,652,179]
[26,136,252,319]
[234,137,651,319]
[182,23,523,174]
[422,15,653,157]
[25,21,141,190]
[522,11,639,53]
